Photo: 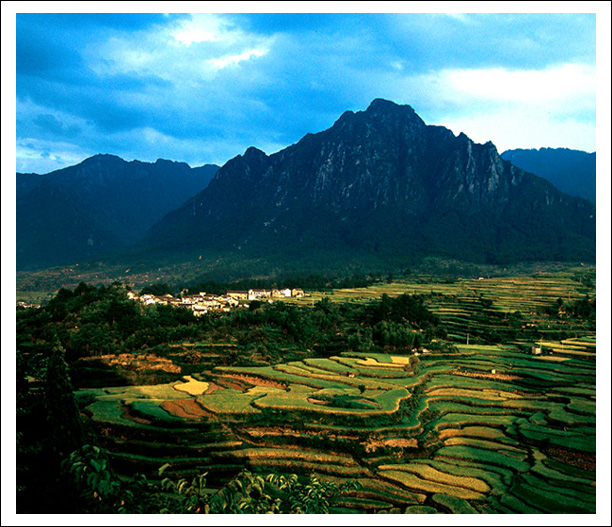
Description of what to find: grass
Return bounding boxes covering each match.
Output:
[509,474,593,514]
[542,458,595,481]
[428,401,526,416]
[73,267,596,514]
[442,437,527,458]
[411,459,507,495]
[213,446,358,465]
[376,463,489,494]
[552,386,596,398]
[531,455,594,486]
[404,505,439,514]
[433,412,519,430]
[426,387,520,401]
[498,493,543,514]
[515,419,596,452]
[434,445,531,473]
[128,399,187,424]
[431,493,478,514]
[439,426,519,445]
[376,469,485,500]
[195,388,269,414]
[547,405,596,426]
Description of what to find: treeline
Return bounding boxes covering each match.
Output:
[176,271,404,296]
[17,283,446,381]
[17,282,198,363]
[541,295,596,329]
[16,282,443,514]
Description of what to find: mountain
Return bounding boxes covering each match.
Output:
[501,148,595,204]
[144,99,595,274]
[17,155,218,270]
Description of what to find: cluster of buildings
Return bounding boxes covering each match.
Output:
[226,288,305,301]
[126,287,306,316]
[16,300,41,310]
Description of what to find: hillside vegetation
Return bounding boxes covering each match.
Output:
[16,266,596,513]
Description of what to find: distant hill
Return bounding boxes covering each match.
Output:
[17,155,218,270]
[501,148,595,204]
[143,99,595,276]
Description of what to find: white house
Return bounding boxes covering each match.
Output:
[227,290,249,300]
[248,289,271,300]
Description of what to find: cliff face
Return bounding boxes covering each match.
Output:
[147,99,595,265]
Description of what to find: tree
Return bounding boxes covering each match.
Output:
[249,300,263,311]
[62,445,121,513]
[140,283,175,296]
[44,337,88,458]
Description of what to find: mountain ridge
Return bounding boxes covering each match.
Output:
[144,99,595,272]
[17,100,596,276]
[17,155,219,270]
[500,147,595,204]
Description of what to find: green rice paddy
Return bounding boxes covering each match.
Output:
[78,268,596,513]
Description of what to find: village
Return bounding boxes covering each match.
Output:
[127,287,307,316]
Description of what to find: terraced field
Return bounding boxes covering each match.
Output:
[290,268,596,347]
[79,340,596,513]
[73,267,596,513]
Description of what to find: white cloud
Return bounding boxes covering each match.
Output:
[14,13,599,175]
[208,48,269,69]
[141,126,174,146]
[443,64,595,107]
[88,13,273,83]
[16,138,92,173]
[441,110,596,153]
[379,63,596,152]
[441,13,472,23]
[172,28,217,46]
[169,13,226,46]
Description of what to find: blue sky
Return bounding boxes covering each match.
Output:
[7,6,605,174]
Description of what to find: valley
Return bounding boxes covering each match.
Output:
[12,10,602,519]
[16,266,597,514]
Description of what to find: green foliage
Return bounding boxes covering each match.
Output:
[263,473,362,514]
[431,493,478,514]
[44,338,88,457]
[62,445,122,512]
[363,293,439,328]
[542,295,596,327]
[139,283,175,296]
[16,269,597,514]
[314,392,378,410]
[371,320,418,349]
[18,282,203,366]
[184,272,389,297]
[61,453,362,515]
[159,464,212,513]
[158,468,361,514]
[18,281,456,381]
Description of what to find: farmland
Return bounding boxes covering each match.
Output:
[78,340,596,513]
[16,266,597,513]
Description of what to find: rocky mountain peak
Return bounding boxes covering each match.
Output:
[364,98,423,125]
[145,99,595,268]
[243,146,268,161]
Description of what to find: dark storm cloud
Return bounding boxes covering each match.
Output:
[14,11,597,175]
